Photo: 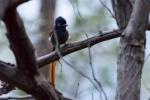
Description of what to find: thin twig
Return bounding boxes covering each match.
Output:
[69,0,82,25]
[91,93,94,100]
[59,57,102,96]
[98,0,115,19]
[58,61,63,72]
[74,82,79,98]
[145,52,150,62]
[86,34,108,100]
[53,25,104,97]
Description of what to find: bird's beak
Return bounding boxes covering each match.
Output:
[64,24,68,26]
[56,24,68,27]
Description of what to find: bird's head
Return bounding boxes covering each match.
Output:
[55,16,68,27]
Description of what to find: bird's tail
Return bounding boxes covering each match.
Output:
[49,61,57,87]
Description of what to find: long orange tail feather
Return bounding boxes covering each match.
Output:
[49,61,57,87]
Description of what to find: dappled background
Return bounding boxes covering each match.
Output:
[0,0,150,100]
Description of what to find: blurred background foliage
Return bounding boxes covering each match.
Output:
[0,0,150,100]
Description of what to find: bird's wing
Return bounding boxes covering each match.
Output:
[49,30,54,37]
[49,29,54,41]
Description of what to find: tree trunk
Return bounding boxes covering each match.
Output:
[36,0,56,80]
[112,0,150,100]
[111,0,132,29]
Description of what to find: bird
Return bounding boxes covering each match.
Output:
[49,16,69,87]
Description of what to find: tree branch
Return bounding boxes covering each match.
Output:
[0,61,16,83]
[0,0,71,100]
[4,7,39,76]
[37,21,150,68]
[0,0,30,19]
[37,30,122,67]
[0,95,34,100]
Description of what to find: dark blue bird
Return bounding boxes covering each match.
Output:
[50,16,69,50]
[49,16,69,87]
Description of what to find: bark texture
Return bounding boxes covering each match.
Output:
[113,0,150,100]
[111,0,132,29]
[0,0,71,100]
